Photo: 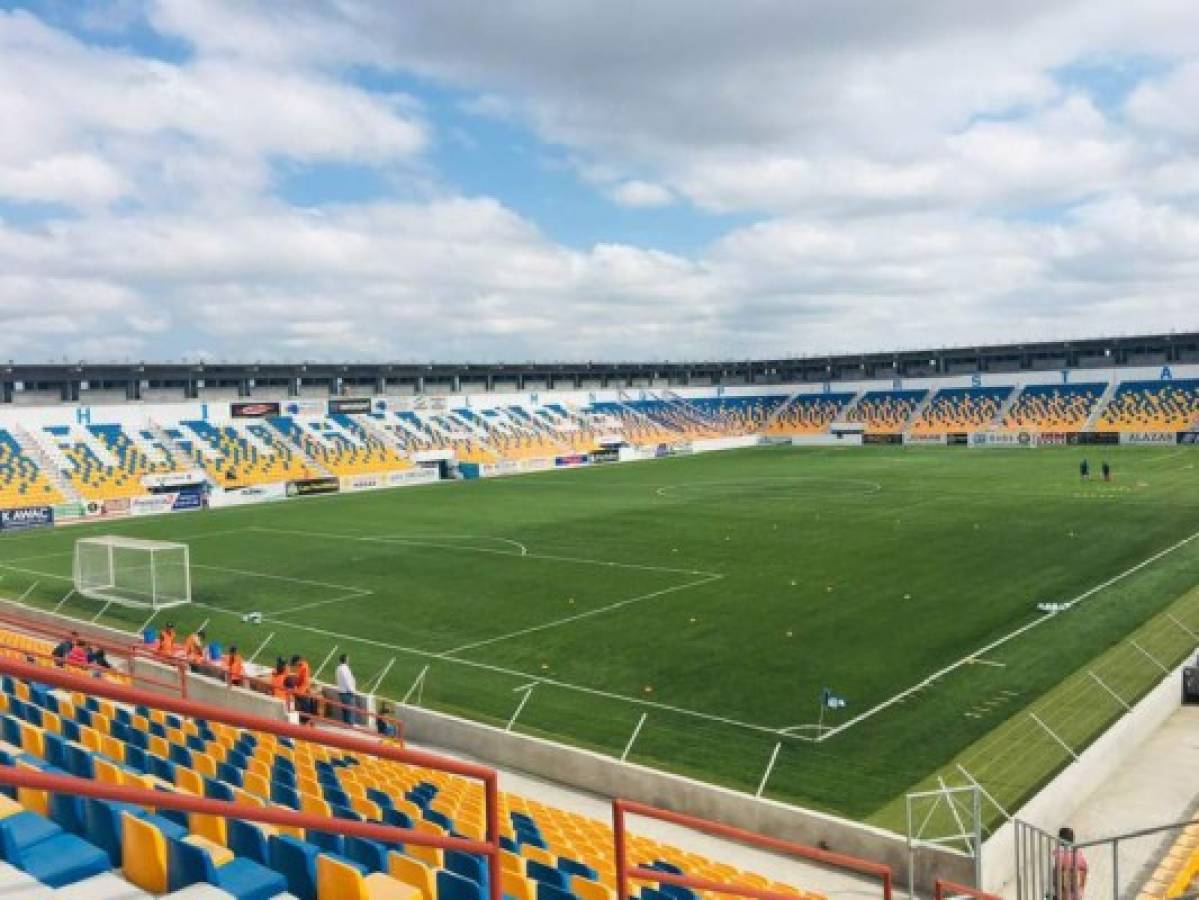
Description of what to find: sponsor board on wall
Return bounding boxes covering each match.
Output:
[1071,431,1119,445]
[904,433,948,445]
[141,470,207,490]
[129,490,204,516]
[554,453,591,468]
[329,397,372,415]
[1037,432,1070,445]
[231,401,281,418]
[590,448,620,464]
[968,431,1035,448]
[387,467,440,486]
[286,476,341,497]
[208,482,287,508]
[53,502,86,522]
[1179,432,1199,445]
[0,506,54,531]
[652,442,693,458]
[283,399,326,416]
[863,433,903,445]
[1120,431,1176,445]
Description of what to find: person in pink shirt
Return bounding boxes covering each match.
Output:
[1051,826,1088,900]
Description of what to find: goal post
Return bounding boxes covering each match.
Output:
[73,537,191,610]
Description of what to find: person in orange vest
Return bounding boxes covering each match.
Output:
[224,646,244,687]
[183,629,206,671]
[290,655,313,725]
[270,657,290,707]
[156,623,177,657]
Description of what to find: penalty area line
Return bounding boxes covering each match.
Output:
[439,572,725,657]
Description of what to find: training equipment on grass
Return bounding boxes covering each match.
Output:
[73,536,191,609]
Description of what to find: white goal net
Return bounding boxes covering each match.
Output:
[73,536,191,609]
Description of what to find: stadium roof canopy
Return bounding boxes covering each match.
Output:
[3,331,1195,404]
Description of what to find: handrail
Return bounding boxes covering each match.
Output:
[0,655,502,900]
[613,799,893,900]
[0,637,187,698]
[933,879,1000,900]
[0,609,189,696]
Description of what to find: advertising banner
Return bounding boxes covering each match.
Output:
[0,506,54,532]
[208,483,287,508]
[129,489,204,516]
[1120,431,1176,445]
[286,476,341,497]
[1037,432,1070,445]
[83,498,130,518]
[652,442,693,458]
[555,453,591,468]
[968,431,1035,448]
[1179,432,1199,445]
[904,434,948,445]
[283,399,326,416]
[231,401,281,419]
[141,470,207,490]
[329,397,372,415]
[386,467,440,487]
[53,502,86,522]
[589,448,620,464]
[863,433,903,445]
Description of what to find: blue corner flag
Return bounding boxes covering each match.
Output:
[821,688,848,709]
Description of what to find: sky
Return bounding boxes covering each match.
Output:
[0,1,1197,363]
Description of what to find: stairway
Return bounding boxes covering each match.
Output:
[10,425,79,502]
[901,390,935,434]
[991,384,1024,430]
[1083,380,1120,432]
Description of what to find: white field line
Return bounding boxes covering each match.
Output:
[0,564,72,582]
[251,526,720,578]
[380,534,530,556]
[439,572,724,657]
[816,526,1199,742]
[190,562,366,594]
[189,600,795,738]
[268,589,375,616]
[654,476,882,499]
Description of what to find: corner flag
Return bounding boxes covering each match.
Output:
[821,688,848,709]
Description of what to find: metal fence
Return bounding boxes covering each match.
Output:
[1014,818,1199,899]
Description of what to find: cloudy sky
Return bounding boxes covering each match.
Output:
[1,1,1197,362]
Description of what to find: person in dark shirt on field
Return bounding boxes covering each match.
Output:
[1101,461,1111,482]
[1079,459,1089,479]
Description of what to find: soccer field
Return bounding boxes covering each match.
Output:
[2,444,1198,829]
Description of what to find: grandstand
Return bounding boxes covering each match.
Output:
[0,645,838,899]
[1097,379,1199,432]
[1001,383,1105,431]
[762,395,854,435]
[845,390,927,433]
[908,386,1012,435]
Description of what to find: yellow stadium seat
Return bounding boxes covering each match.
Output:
[122,812,170,893]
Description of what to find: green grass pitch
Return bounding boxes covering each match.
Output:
[2,444,1197,829]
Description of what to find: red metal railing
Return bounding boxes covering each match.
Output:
[613,799,894,900]
[933,880,999,900]
[0,609,190,696]
[0,655,502,900]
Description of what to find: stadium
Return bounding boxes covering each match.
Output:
[1,3,1198,899]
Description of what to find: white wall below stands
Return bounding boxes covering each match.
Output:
[791,434,864,447]
[982,659,1192,895]
[393,701,973,893]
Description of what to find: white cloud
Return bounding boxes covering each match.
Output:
[0,2,1197,363]
[609,180,674,208]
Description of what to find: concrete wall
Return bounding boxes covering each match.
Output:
[394,702,973,892]
[982,659,1192,895]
